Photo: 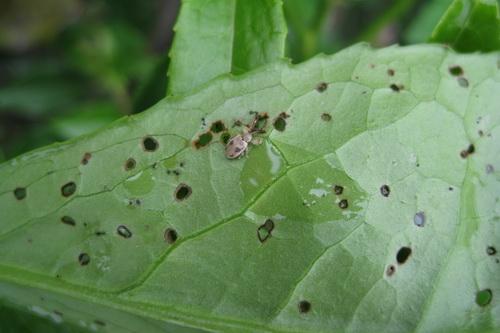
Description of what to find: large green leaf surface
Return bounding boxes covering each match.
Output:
[0,44,499,332]
[429,0,500,52]
[167,0,287,96]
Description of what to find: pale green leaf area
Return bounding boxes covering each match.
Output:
[0,44,499,333]
[167,0,287,96]
[430,0,500,52]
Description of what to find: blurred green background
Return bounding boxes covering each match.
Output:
[0,0,453,162]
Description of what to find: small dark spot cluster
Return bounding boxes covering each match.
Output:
[387,69,395,76]
[390,84,403,92]
[95,231,106,236]
[257,219,274,243]
[61,182,77,197]
[142,136,159,152]
[449,65,463,76]
[117,225,132,238]
[316,82,328,93]
[298,300,311,313]
[220,132,231,144]
[164,228,178,244]
[486,246,497,256]
[460,144,475,158]
[175,183,192,201]
[14,187,26,200]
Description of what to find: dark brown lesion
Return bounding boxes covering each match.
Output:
[257,219,275,243]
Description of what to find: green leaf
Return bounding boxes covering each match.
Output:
[167,0,287,96]
[0,44,499,332]
[404,0,454,44]
[429,0,500,52]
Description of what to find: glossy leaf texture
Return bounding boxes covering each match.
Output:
[0,44,499,333]
[166,0,287,96]
[430,0,500,52]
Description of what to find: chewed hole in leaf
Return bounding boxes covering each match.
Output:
[414,211,425,227]
[380,185,390,197]
[175,183,192,201]
[142,136,159,152]
[78,253,90,266]
[396,247,412,264]
[81,152,92,165]
[390,84,401,92]
[61,182,77,197]
[321,113,332,122]
[210,121,225,133]
[386,264,396,276]
[316,82,328,92]
[61,216,76,226]
[298,300,311,313]
[164,228,178,244]
[124,158,136,171]
[338,199,348,209]
[333,185,343,195]
[221,132,231,144]
[449,65,463,76]
[387,69,395,76]
[257,219,274,243]
[460,144,475,158]
[476,289,492,307]
[486,246,497,256]
[273,114,287,132]
[458,77,469,88]
[194,132,213,148]
[13,187,26,200]
[255,113,269,130]
[117,225,132,238]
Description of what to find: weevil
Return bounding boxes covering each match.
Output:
[225,117,263,159]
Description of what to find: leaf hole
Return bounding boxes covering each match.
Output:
[476,289,492,307]
[257,219,274,243]
[333,185,343,195]
[81,152,92,165]
[117,225,132,238]
[486,164,494,174]
[486,246,497,256]
[164,228,178,244]
[124,158,136,171]
[387,69,395,76]
[298,300,311,313]
[61,216,76,226]
[142,136,159,152]
[221,132,231,144]
[386,264,396,276]
[338,199,348,209]
[389,84,402,92]
[414,211,425,227]
[210,121,225,133]
[458,77,469,88]
[460,144,475,158]
[396,246,411,264]
[78,253,90,266]
[194,132,213,148]
[13,187,27,200]
[380,185,390,197]
[321,113,332,122]
[316,82,328,92]
[61,182,77,197]
[175,183,192,201]
[273,114,287,132]
[449,65,463,76]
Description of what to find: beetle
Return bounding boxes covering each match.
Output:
[225,117,263,159]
